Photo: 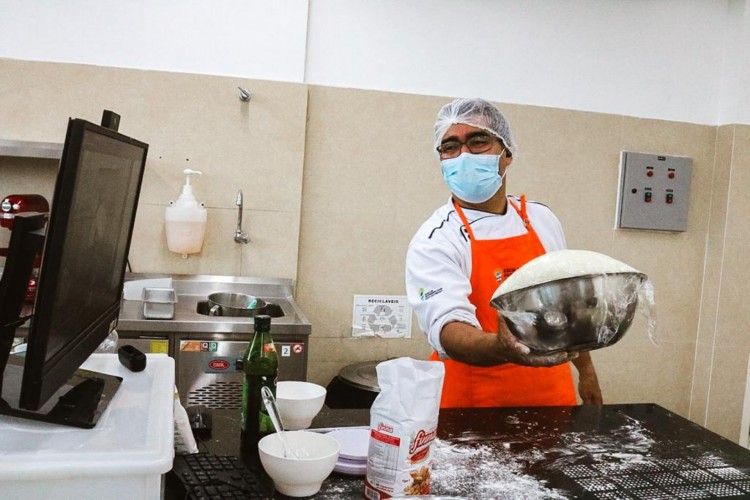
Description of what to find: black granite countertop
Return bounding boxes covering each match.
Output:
[179,404,750,499]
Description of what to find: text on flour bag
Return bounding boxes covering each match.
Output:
[364,357,445,498]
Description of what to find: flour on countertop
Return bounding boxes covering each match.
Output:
[431,439,566,500]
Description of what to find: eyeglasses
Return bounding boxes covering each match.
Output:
[437,133,500,159]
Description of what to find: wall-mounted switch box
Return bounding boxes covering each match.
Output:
[615,151,693,232]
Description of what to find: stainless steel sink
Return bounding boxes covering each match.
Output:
[117,273,310,334]
[116,273,312,409]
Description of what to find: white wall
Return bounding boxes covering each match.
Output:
[0,0,309,82]
[306,0,728,125]
[1,0,748,125]
[718,0,750,124]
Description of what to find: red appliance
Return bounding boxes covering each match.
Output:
[0,194,50,302]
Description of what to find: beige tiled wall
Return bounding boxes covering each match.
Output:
[3,59,749,442]
[0,59,307,279]
[693,125,750,442]
[690,125,731,433]
[297,87,444,387]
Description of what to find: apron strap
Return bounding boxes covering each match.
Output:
[453,196,529,240]
[507,195,529,227]
[452,199,476,241]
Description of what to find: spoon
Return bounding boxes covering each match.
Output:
[261,386,300,459]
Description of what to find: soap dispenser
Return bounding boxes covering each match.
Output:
[165,169,207,258]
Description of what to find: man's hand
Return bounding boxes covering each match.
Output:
[572,352,603,405]
[440,319,578,367]
[495,317,578,366]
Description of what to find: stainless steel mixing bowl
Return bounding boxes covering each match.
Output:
[207,292,267,317]
[490,272,647,354]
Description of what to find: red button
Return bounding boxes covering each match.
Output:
[647,171,654,177]
[668,172,675,179]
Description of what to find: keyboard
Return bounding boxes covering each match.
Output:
[169,452,271,500]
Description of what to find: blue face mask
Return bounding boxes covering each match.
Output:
[441,152,504,203]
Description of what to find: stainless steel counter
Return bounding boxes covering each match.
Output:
[116,273,313,409]
[117,273,311,335]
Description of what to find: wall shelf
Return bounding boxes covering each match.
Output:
[0,139,62,160]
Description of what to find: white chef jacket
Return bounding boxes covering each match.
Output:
[405,195,566,359]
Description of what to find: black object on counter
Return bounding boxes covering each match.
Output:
[186,405,213,435]
[117,345,146,372]
[47,377,105,424]
[324,360,381,409]
[167,452,270,499]
[325,376,378,409]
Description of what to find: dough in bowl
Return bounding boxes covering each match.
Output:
[492,249,640,300]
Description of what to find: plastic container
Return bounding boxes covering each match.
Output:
[142,286,177,319]
[0,354,175,500]
[95,329,120,353]
[165,168,207,257]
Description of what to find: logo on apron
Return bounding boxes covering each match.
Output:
[494,267,517,283]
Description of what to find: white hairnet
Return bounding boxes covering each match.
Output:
[433,98,517,158]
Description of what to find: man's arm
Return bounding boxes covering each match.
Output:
[572,352,603,405]
[440,318,578,367]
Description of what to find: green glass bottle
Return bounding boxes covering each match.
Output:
[240,314,278,449]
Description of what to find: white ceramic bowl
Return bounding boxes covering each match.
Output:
[258,431,340,497]
[276,381,326,430]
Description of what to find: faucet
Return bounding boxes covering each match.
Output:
[234,190,250,244]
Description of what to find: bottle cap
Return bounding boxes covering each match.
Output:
[176,169,202,205]
[254,315,272,331]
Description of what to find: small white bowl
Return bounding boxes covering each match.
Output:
[276,381,326,430]
[258,430,340,497]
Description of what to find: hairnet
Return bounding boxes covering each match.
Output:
[433,98,518,158]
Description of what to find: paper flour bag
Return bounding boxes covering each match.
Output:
[364,357,445,498]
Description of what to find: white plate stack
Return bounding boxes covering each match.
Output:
[326,428,370,476]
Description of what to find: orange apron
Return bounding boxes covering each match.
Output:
[430,196,576,408]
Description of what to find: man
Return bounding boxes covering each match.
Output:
[405,97,602,408]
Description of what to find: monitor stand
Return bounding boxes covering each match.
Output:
[0,355,122,429]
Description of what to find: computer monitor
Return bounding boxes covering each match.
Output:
[0,115,147,428]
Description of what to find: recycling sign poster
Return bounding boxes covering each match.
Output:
[352,295,412,338]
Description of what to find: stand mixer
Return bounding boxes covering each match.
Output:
[0,194,50,303]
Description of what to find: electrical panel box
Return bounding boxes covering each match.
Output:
[615,151,693,232]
